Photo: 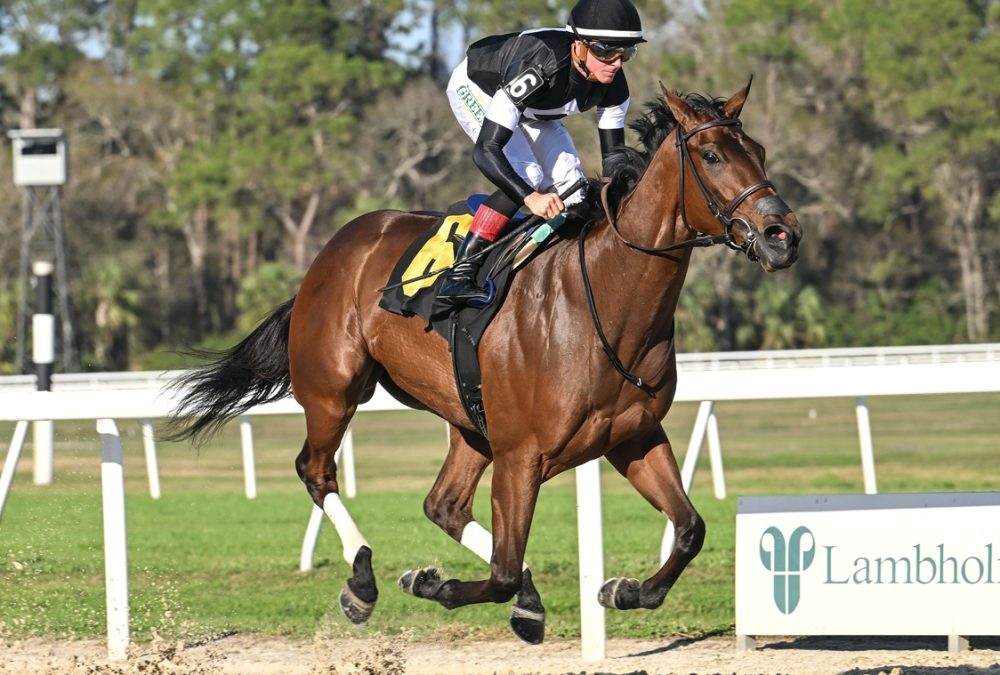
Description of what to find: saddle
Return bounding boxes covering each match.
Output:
[378,196,564,438]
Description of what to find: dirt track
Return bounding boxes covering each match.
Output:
[3,633,1000,675]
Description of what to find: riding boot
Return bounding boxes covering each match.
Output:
[438,232,494,306]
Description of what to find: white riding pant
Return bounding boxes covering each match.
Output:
[446,58,586,206]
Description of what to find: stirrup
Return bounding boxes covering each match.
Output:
[438,278,495,307]
[468,279,496,306]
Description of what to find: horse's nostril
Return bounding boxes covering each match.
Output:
[764,224,795,249]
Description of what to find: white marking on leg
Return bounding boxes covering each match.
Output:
[460,521,528,571]
[323,493,370,565]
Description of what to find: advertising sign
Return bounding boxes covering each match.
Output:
[736,493,1000,638]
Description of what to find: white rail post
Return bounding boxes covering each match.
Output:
[239,415,257,499]
[32,420,54,485]
[140,419,161,499]
[97,418,130,661]
[855,396,878,494]
[0,420,30,523]
[707,409,726,499]
[32,261,55,486]
[680,401,714,494]
[299,505,325,572]
[575,458,606,660]
[663,400,714,563]
[340,424,356,499]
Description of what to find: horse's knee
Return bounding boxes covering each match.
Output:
[674,513,706,560]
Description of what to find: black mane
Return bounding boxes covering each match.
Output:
[570,92,728,224]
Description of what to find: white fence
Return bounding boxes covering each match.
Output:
[1,343,999,661]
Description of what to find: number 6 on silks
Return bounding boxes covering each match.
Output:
[504,67,544,104]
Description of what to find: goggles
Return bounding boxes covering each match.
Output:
[584,39,639,63]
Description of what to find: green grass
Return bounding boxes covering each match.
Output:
[1,394,998,642]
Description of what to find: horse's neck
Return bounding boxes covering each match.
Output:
[593,146,692,320]
[617,143,686,250]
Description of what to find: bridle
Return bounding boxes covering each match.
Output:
[599,116,774,260]
[583,115,775,391]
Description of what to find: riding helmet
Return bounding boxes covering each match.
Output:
[567,0,645,45]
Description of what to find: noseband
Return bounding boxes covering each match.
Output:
[601,117,774,260]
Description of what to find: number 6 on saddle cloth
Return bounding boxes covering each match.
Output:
[378,181,585,437]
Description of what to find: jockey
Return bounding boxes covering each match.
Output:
[440,0,644,306]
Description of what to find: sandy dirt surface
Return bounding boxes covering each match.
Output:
[2,633,999,675]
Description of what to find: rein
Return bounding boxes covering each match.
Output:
[583,116,774,392]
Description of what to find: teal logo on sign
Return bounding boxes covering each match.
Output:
[760,526,815,614]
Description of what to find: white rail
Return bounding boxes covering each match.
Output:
[1,342,998,391]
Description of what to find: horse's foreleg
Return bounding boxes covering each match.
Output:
[402,451,541,613]
[406,426,545,644]
[295,395,377,624]
[602,426,705,611]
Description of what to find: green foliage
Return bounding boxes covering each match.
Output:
[675,275,719,353]
[840,0,999,213]
[724,0,822,63]
[77,257,141,370]
[738,280,826,350]
[236,262,302,335]
[677,266,828,351]
[439,0,576,38]
[822,278,964,347]
[0,285,20,373]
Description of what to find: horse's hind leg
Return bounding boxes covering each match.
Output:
[602,426,706,610]
[295,441,376,625]
[292,351,379,624]
[400,426,546,644]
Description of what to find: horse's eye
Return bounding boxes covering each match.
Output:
[702,150,720,165]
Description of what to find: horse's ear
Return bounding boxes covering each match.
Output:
[660,81,698,129]
[722,75,753,119]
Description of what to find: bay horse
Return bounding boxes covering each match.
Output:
[168,81,802,643]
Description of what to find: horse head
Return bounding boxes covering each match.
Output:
[661,79,802,272]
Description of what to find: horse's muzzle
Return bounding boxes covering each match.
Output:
[752,219,801,271]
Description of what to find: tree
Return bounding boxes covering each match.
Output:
[353,77,477,214]
[838,0,1000,341]
[80,256,139,369]
[60,59,197,345]
[0,0,103,128]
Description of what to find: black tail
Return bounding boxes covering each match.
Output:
[163,297,296,444]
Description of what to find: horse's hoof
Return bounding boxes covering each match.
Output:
[339,584,374,624]
[397,567,442,599]
[509,605,545,644]
[598,577,641,609]
[398,569,417,594]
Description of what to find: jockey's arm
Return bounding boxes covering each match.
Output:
[474,90,564,220]
[598,127,626,176]
[596,99,630,176]
[472,118,533,203]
